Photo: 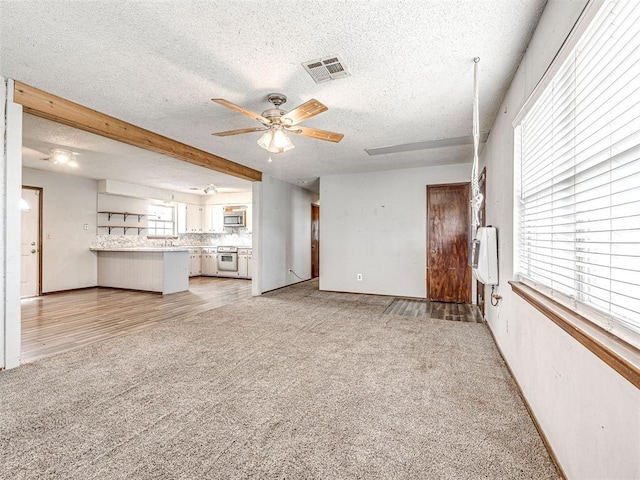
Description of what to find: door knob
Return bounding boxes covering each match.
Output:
[431,249,436,254]
[31,241,36,246]
[31,249,37,254]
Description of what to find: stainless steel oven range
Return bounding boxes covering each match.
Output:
[217,246,238,272]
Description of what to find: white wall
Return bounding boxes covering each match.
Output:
[320,163,472,298]
[98,179,202,205]
[1,78,23,369]
[253,175,313,294]
[203,191,252,206]
[481,1,640,478]
[23,168,98,293]
[1,77,5,370]
[97,193,148,213]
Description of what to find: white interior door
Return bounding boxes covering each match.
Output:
[21,188,40,297]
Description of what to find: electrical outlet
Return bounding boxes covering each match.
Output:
[357,273,363,281]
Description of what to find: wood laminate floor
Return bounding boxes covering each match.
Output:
[21,277,252,364]
[384,297,483,322]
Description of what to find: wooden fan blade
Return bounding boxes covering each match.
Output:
[286,125,344,143]
[212,98,270,125]
[280,99,328,125]
[212,127,268,137]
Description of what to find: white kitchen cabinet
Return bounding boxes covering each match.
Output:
[238,248,252,279]
[245,205,253,232]
[201,249,218,276]
[186,204,204,233]
[238,254,248,277]
[201,250,210,275]
[188,248,202,276]
[176,203,187,234]
[205,205,225,233]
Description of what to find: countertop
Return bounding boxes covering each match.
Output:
[90,247,189,253]
[90,245,252,252]
[190,245,253,249]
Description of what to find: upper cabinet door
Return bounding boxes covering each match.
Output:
[176,203,187,234]
[185,203,203,233]
[205,205,224,233]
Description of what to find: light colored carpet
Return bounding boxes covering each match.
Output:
[0,279,558,479]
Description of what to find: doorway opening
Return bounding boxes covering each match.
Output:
[311,204,319,278]
[21,186,42,298]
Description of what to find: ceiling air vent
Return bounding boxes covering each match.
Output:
[302,56,350,84]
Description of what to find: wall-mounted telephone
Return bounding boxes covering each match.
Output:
[470,226,498,285]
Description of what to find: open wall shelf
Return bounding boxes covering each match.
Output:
[98,211,148,222]
[97,225,147,234]
[97,211,148,235]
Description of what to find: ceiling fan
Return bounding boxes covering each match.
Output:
[211,93,344,154]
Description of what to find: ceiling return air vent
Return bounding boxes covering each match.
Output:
[302,55,350,84]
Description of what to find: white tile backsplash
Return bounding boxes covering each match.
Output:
[91,231,252,249]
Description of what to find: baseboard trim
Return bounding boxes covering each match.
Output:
[40,286,99,296]
[261,278,313,295]
[485,323,567,480]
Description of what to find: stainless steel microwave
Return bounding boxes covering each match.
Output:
[223,210,246,227]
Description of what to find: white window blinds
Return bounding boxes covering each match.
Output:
[516,0,640,343]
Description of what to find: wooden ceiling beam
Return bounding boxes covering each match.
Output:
[13,81,262,182]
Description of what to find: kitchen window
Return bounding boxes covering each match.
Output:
[514,0,640,348]
[147,204,176,237]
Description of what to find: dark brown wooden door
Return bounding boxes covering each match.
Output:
[427,183,471,303]
[311,204,320,278]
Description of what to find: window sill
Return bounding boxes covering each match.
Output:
[509,281,640,389]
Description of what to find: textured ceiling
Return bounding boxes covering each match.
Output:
[1,0,547,191]
[21,114,252,194]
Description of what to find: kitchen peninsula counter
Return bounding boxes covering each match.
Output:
[91,247,189,294]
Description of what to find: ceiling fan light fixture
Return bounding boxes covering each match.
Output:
[257,131,273,151]
[257,129,294,153]
[212,94,341,152]
[272,129,293,149]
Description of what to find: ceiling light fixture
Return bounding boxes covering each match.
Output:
[257,126,294,153]
[48,148,78,167]
[203,184,218,194]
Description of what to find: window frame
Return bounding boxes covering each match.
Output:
[146,203,178,238]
